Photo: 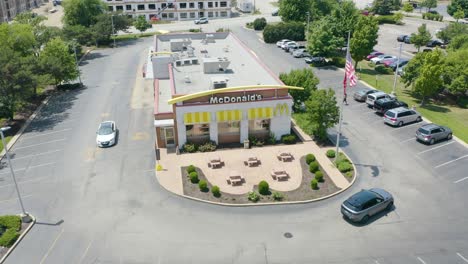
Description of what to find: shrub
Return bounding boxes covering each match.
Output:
[258,180,270,195]
[0,228,20,247]
[329,57,346,68]
[311,179,319,190]
[188,28,202,32]
[187,165,196,174]
[198,180,208,191]
[0,215,21,231]
[326,149,336,158]
[315,170,324,182]
[345,171,353,178]
[212,185,221,197]
[189,171,199,183]
[183,142,197,153]
[375,65,393,75]
[246,22,253,29]
[306,154,316,164]
[309,161,319,173]
[272,191,284,201]
[248,191,260,202]
[375,15,397,25]
[198,141,217,152]
[263,22,305,43]
[281,134,296,144]
[338,162,353,173]
[253,17,267,30]
[267,132,276,145]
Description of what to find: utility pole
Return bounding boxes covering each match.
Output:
[392,43,403,96]
[306,11,310,33]
[111,14,116,48]
[72,40,82,86]
[0,127,31,223]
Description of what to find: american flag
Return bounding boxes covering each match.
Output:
[343,47,357,93]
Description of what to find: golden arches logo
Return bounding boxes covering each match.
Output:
[274,103,289,116]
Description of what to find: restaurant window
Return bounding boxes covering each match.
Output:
[186,124,210,141]
[218,121,240,134]
[248,119,270,135]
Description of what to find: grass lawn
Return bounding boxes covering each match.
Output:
[113,32,160,41]
[0,135,12,153]
[292,113,313,135]
[357,61,468,143]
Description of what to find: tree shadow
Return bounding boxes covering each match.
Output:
[79,52,107,66]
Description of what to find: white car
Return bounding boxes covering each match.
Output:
[370,55,396,64]
[194,17,208,24]
[96,121,117,147]
[281,41,294,49]
[276,39,290,47]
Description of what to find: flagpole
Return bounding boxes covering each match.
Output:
[335,31,351,162]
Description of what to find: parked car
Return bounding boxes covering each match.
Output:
[282,41,297,51]
[366,51,384,60]
[397,35,408,42]
[353,88,379,102]
[415,124,452,145]
[403,36,412,44]
[276,39,291,47]
[280,41,294,49]
[289,45,306,54]
[383,107,421,127]
[374,98,408,114]
[341,188,394,223]
[194,17,208,24]
[426,39,444,47]
[382,57,399,67]
[293,49,309,58]
[366,92,393,107]
[304,56,325,64]
[48,8,57,13]
[96,121,117,147]
[389,59,409,71]
[371,55,396,64]
[272,9,279,16]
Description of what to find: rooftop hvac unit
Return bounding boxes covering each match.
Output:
[211,77,229,89]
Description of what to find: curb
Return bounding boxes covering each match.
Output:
[0,215,36,264]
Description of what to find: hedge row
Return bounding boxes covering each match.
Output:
[263,22,305,43]
[182,140,217,153]
[0,215,21,248]
[423,12,443,21]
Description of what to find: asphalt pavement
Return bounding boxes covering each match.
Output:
[0,18,467,264]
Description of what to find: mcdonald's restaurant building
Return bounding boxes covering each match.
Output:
[148,32,302,149]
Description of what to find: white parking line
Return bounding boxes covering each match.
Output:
[21,129,71,139]
[250,50,258,58]
[434,154,468,169]
[0,162,55,175]
[454,177,468,184]
[39,228,65,264]
[401,137,416,143]
[417,141,455,155]
[13,138,65,150]
[417,256,427,264]
[10,149,61,161]
[457,252,468,263]
[390,122,421,131]
[0,176,48,189]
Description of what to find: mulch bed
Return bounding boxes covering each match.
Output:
[181,155,341,205]
[0,221,34,260]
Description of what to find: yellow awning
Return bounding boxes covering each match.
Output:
[216,110,242,122]
[184,112,211,124]
[248,107,273,120]
[274,103,290,116]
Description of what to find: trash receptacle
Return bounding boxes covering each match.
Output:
[244,139,250,149]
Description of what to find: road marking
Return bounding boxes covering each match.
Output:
[250,50,258,58]
[417,256,427,264]
[101,112,110,117]
[457,252,468,263]
[454,177,468,184]
[0,176,48,189]
[78,237,95,264]
[417,141,455,155]
[0,162,55,175]
[39,228,65,264]
[434,154,468,168]
[10,149,61,161]
[0,194,33,204]
[390,122,421,131]
[21,129,71,139]
[13,138,65,150]
[401,137,416,143]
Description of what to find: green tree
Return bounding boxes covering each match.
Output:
[279,0,311,22]
[402,2,414,13]
[436,23,468,43]
[308,0,338,21]
[350,15,379,69]
[448,34,468,51]
[308,17,344,56]
[410,24,431,52]
[443,48,468,95]
[62,24,95,45]
[372,0,394,15]
[305,88,339,141]
[421,0,437,12]
[447,0,468,17]
[92,13,132,44]
[401,52,427,87]
[39,38,79,86]
[133,15,151,34]
[454,8,465,22]
[393,11,404,24]
[279,69,319,112]
[62,0,106,27]
[413,49,444,105]
[330,0,359,39]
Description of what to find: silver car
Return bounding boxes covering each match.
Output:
[96,121,117,147]
[416,123,452,145]
[384,107,422,127]
[341,188,394,223]
[366,92,392,107]
[353,88,379,102]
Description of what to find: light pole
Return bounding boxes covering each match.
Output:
[392,43,403,96]
[111,14,116,48]
[0,127,31,223]
[72,40,82,86]
[306,11,310,33]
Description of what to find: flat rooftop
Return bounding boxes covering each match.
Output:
[154,32,282,113]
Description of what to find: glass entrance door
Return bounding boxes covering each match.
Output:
[164,127,175,147]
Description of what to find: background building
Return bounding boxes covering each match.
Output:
[106,0,231,21]
[0,0,42,22]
